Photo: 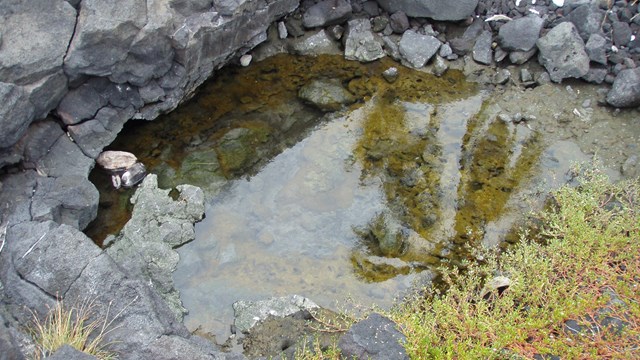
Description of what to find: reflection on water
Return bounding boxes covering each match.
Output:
[86,54,632,343]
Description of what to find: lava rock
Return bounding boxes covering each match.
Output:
[57,83,109,126]
[612,21,632,47]
[399,30,441,68]
[449,18,484,55]
[298,78,357,112]
[537,22,590,82]
[375,0,479,21]
[338,313,409,360]
[343,19,386,62]
[509,48,538,65]
[473,30,493,65]
[46,344,98,360]
[67,107,135,159]
[302,0,352,28]
[497,15,545,52]
[389,11,410,34]
[567,5,606,42]
[233,295,319,334]
[0,82,35,148]
[30,176,99,230]
[606,67,640,107]
[585,33,609,65]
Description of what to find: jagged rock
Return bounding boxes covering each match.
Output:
[57,83,109,126]
[338,313,409,360]
[302,0,352,28]
[473,30,493,65]
[582,67,608,84]
[0,82,34,147]
[449,18,484,55]
[399,30,441,68]
[382,67,399,83]
[606,67,640,107]
[298,78,357,111]
[106,175,205,319]
[30,176,98,230]
[585,33,609,65]
[509,48,537,65]
[67,107,135,159]
[567,5,605,42]
[46,344,98,360]
[375,0,479,21]
[343,19,386,63]
[537,22,590,82]
[389,11,410,34]
[34,131,94,178]
[497,15,545,52]
[0,0,75,85]
[139,80,166,103]
[612,21,632,47]
[290,30,341,56]
[433,55,449,76]
[233,295,319,334]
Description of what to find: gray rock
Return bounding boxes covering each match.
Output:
[399,30,441,68]
[278,21,288,39]
[568,5,605,41]
[63,0,147,81]
[612,21,632,47]
[382,35,402,61]
[298,78,357,112]
[389,11,410,34]
[433,55,449,77]
[233,295,319,334]
[20,120,65,168]
[375,0,479,21]
[67,106,135,159]
[582,67,608,84]
[0,0,76,85]
[289,30,340,56]
[509,48,537,65]
[302,0,352,28]
[585,33,609,65]
[537,22,590,82]
[30,176,99,230]
[0,313,26,360]
[439,43,453,58]
[0,82,34,148]
[382,67,399,83]
[141,335,238,360]
[606,67,640,107]
[57,83,109,126]
[26,71,68,121]
[9,221,101,297]
[473,30,493,65]
[343,19,386,63]
[363,1,380,16]
[46,344,98,360]
[35,131,94,178]
[494,69,511,85]
[213,0,255,16]
[497,15,545,52]
[169,0,213,17]
[107,175,205,320]
[338,313,409,360]
[139,80,166,103]
[449,18,484,55]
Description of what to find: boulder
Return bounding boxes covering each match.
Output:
[567,5,605,41]
[606,68,640,107]
[399,30,441,68]
[375,0,478,21]
[612,21,632,48]
[0,82,34,147]
[302,0,352,28]
[298,78,357,112]
[338,313,409,360]
[497,15,544,52]
[343,19,386,63]
[0,0,76,85]
[106,175,205,320]
[473,30,493,65]
[537,22,590,83]
[233,295,319,334]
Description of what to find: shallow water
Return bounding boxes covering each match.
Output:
[86,54,640,343]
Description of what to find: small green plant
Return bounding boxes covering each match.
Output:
[387,167,639,359]
[30,298,122,359]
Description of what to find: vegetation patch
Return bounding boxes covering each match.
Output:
[388,167,639,359]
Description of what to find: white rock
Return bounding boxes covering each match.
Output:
[240,54,252,67]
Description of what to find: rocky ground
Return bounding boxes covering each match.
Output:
[1,0,639,359]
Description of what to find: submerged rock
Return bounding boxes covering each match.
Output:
[298,78,357,111]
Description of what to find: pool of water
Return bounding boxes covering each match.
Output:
[86,53,640,343]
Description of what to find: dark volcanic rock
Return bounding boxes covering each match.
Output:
[30,176,99,230]
[302,0,352,28]
[67,106,135,159]
[47,345,98,360]
[567,5,605,42]
[497,15,545,52]
[537,22,590,82]
[473,30,493,65]
[375,0,479,21]
[389,11,410,34]
[343,19,386,62]
[0,82,34,147]
[338,313,409,360]
[612,21,632,47]
[57,83,109,126]
[585,33,609,65]
[399,30,441,68]
[607,67,640,107]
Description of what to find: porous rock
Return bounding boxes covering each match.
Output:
[399,30,441,68]
[375,0,479,21]
[537,22,590,82]
[343,18,386,63]
[338,313,409,360]
[606,67,640,107]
